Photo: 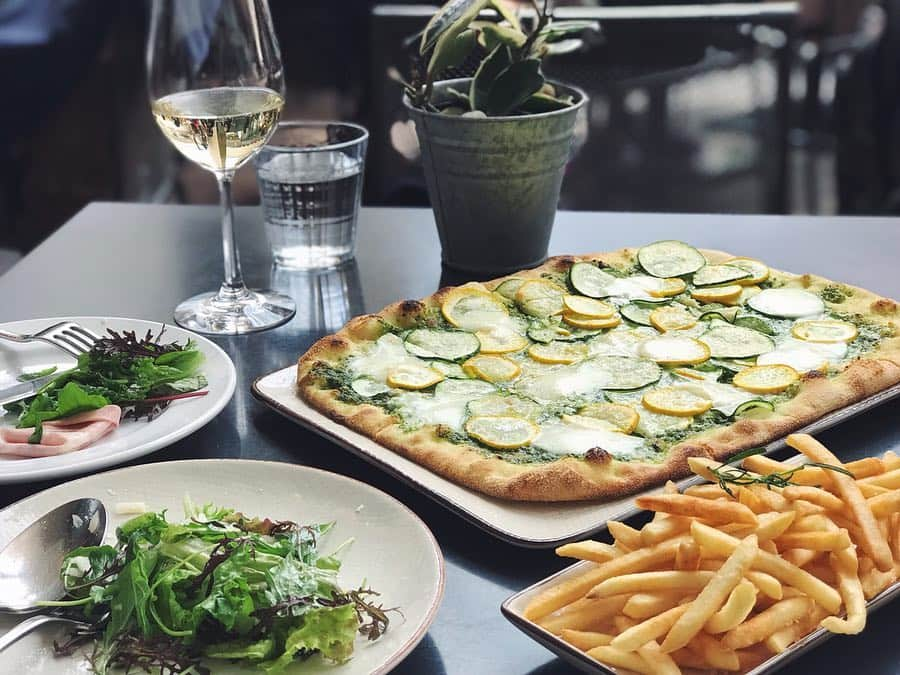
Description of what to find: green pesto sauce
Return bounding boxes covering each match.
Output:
[830,311,894,360]
[648,410,729,452]
[820,284,854,304]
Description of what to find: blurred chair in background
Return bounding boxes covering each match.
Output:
[366,3,796,215]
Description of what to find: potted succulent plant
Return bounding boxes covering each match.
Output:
[399,0,594,275]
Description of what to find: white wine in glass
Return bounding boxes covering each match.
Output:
[147,0,295,334]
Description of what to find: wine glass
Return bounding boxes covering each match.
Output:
[147,0,295,334]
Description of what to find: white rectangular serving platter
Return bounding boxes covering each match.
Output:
[501,542,900,675]
[253,365,900,548]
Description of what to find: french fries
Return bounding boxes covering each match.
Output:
[787,434,893,571]
[525,437,900,674]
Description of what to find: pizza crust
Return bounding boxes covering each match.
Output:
[296,248,900,502]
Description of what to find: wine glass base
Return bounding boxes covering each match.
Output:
[174,288,296,335]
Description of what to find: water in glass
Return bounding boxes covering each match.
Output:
[256,122,368,269]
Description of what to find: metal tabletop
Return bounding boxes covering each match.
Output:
[1,203,899,675]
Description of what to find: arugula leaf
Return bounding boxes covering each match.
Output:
[105,547,157,638]
[62,545,120,596]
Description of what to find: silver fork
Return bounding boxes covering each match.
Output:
[0,321,101,359]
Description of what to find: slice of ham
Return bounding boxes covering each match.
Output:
[0,405,121,458]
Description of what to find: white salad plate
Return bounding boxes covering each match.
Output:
[0,460,445,674]
[0,317,236,483]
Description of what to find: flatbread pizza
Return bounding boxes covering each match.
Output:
[297,242,900,502]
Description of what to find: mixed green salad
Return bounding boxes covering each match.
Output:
[45,499,392,674]
[5,328,207,442]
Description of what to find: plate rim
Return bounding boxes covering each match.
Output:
[0,457,446,675]
[252,365,900,548]
[0,316,237,484]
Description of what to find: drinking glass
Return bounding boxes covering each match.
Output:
[147,0,295,334]
[255,122,368,269]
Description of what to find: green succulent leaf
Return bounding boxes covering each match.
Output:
[539,20,600,42]
[544,38,584,56]
[428,27,478,78]
[488,0,520,30]
[485,58,545,116]
[421,0,490,54]
[470,44,513,111]
[478,22,527,51]
[518,92,573,114]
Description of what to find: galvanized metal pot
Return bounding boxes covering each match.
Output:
[405,78,587,275]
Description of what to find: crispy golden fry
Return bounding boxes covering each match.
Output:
[705,579,757,634]
[690,522,841,612]
[760,540,778,555]
[661,533,759,652]
[637,640,682,675]
[623,592,687,620]
[737,645,776,672]
[766,605,829,653]
[555,540,620,563]
[587,645,655,674]
[664,479,679,494]
[669,647,709,670]
[891,513,900,561]
[589,570,716,599]
[744,570,783,600]
[780,547,820,568]
[687,456,729,483]
[612,603,690,651]
[781,485,845,511]
[536,595,628,634]
[683,484,730,500]
[635,494,758,525]
[742,455,826,486]
[614,540,634,555]
[690,632,740,671]
[884,451,900,471]
[805,561,837,585]
[642,516,694,546]
[722,597,814,649]
[524,535,690,620]
[559,629,613,650]
[608,520,644,550]
[776,529,852,551]
[695,558,783,600]
[790,514,831,532]
[792,499,826,517]
[755,511,796,541]
[859,467,900,490]
[859,483,890,498]
[820,550,866,634]
[613,614,637,634]
[675,541,701,571]
[787,434,894,572]
[858,556,898,599]
[844,456,886,478]
[737,486,765,513]
[743,484,790,511]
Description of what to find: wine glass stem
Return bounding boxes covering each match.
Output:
[217,175,246,297]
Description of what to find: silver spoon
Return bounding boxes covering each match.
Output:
[0,498,106,652]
